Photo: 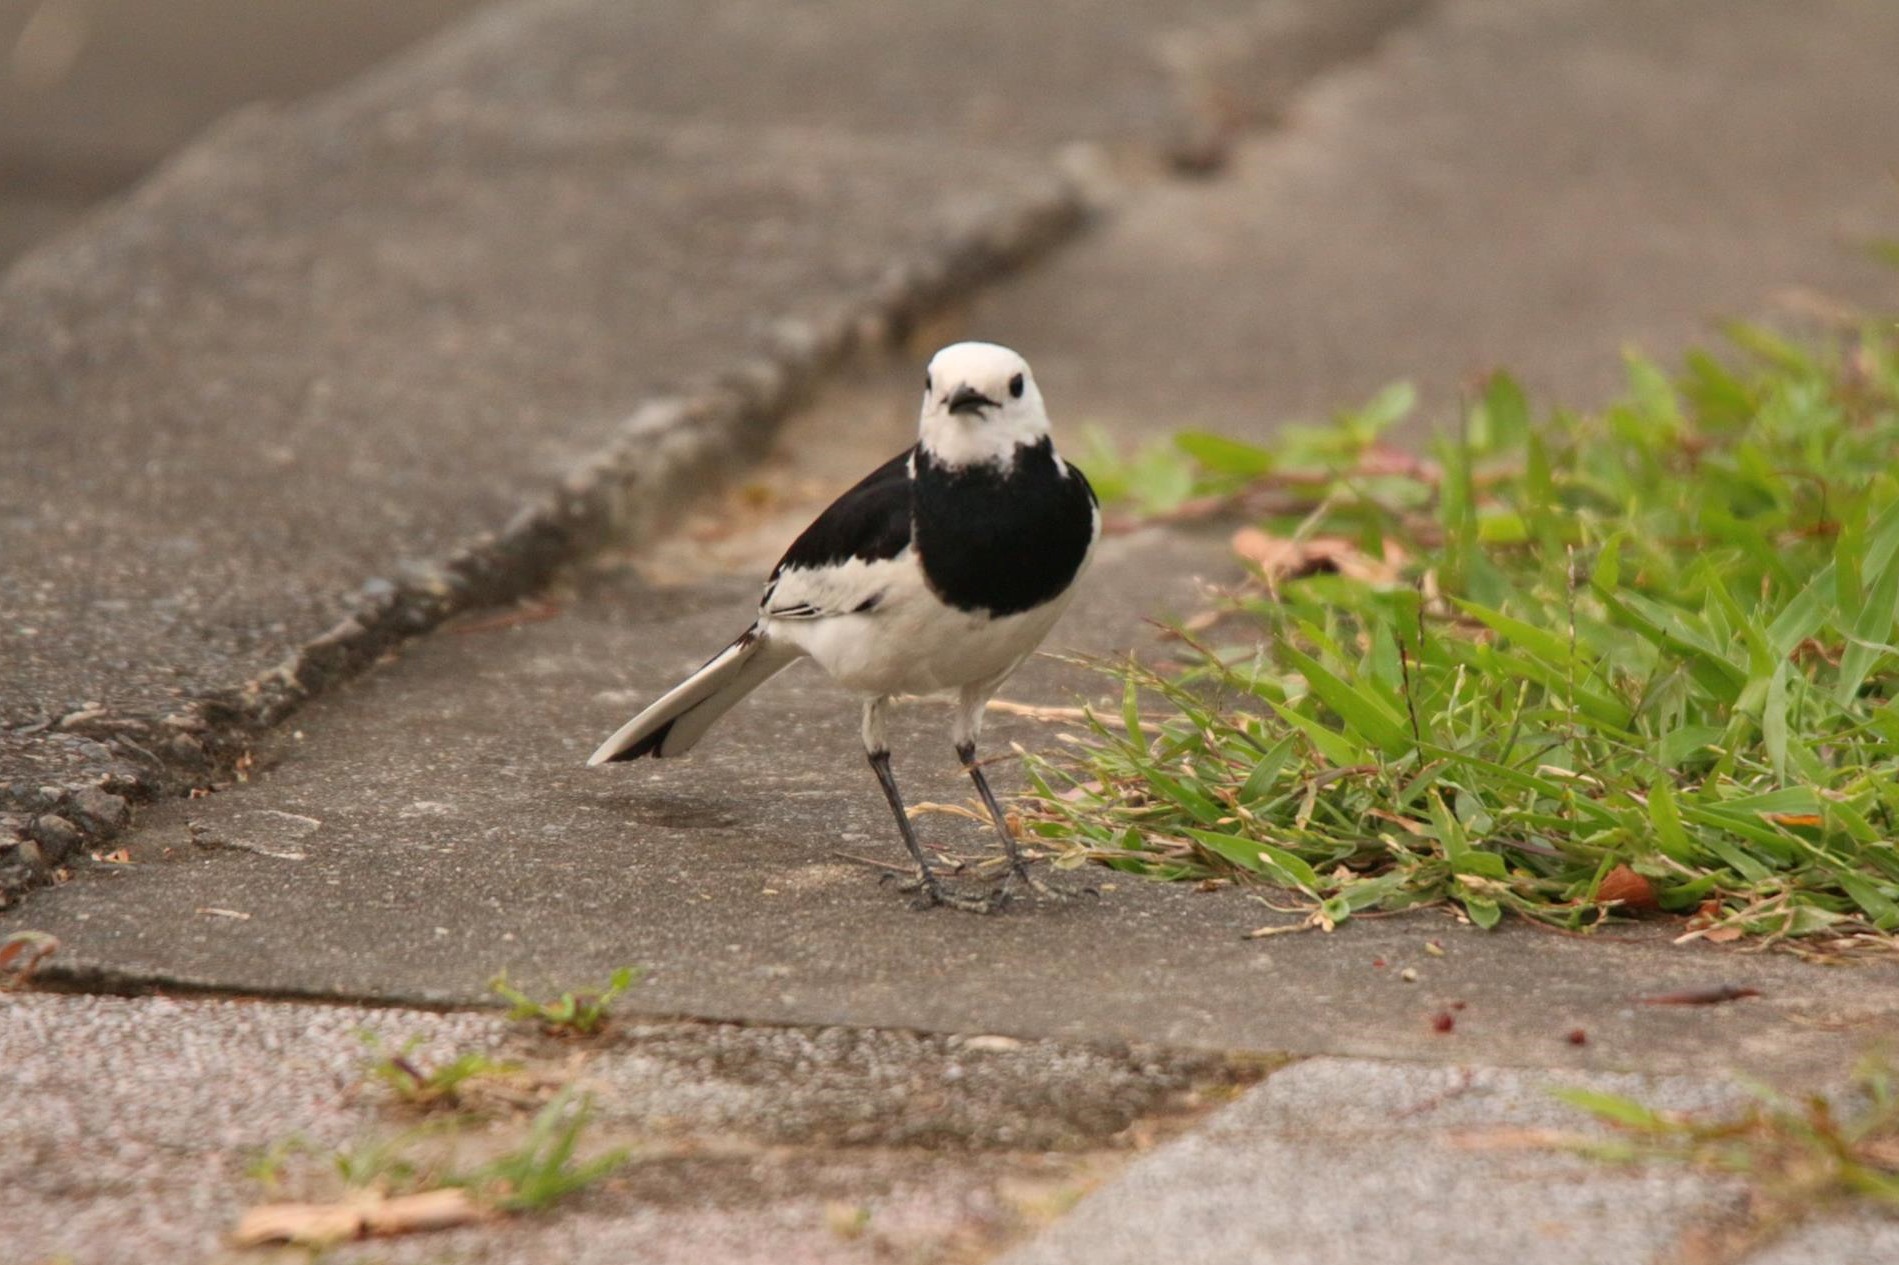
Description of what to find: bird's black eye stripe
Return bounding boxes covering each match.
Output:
[1008,372,1025,399]
[924,372,933,395]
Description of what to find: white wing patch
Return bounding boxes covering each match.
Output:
[762,550,916,621]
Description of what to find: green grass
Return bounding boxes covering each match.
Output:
[360,1032,523,1111]
[1026,321,1899,951]
[248,1090,627,1214]
[1554,1055,1899,1250]
[468,1091,629,1213]
[490,966,638,1036]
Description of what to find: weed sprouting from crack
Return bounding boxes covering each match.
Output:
[490,965,639,1037]
[358,1031,530,1113]
[1553,1053,1899,1259]
[238,1091,629,1246]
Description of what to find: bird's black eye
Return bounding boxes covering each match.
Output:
[1008,372,1025,399]
[924,372,933,395]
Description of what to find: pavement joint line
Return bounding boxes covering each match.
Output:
[23,955,1309,1070]
[7,978,1305,1076]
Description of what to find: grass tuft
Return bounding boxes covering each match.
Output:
[1027,321,1899,951]
[465,1091,629,1213]
[248,1091,626,1215]
[1555,1055,1899,1252]
[490,966,638,1036]
[359,1032,523,1111]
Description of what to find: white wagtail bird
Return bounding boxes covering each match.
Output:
[588,342,1099,911]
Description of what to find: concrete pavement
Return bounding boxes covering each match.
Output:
[1001,1058,1750,1265]
[2,988,1244,1265]
[15,517,1897,1086]
[7,0,1899,1262]
[0,0,482,266]
[1,0,1415,900]
[970,0,1899,434]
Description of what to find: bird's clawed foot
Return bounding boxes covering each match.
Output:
[878,863,1004,913]
[887,866,1006,913]
[1000,865,1099,905]
[890,864,1095,912]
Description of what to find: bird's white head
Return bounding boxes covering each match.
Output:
[916,341,1051,469]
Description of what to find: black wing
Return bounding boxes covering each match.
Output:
[761,446,914,618]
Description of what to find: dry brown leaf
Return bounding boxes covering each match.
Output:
[231,1189,488,1247]
[1445,1127,1585,1151]
[1366,808,1431,836]
[1597,864,1660,912]
[1356,446,1442,481]
[1859,1138,1899,1168]
[906,801,990,824]
[1230,528,1405,587]
[1680,901,1747,944]
[1242,922,1313,940]
[0,930,59,983]
[1688,898,1724,924]
[984,698,1110,727]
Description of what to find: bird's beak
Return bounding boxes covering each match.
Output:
[946,385,998,417]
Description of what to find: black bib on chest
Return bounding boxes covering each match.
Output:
[913,439,1096,616]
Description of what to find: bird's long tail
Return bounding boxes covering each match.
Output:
[587,627,796,764]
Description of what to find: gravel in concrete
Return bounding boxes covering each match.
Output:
[1004,1055,1899,1265]
[2,989,1238,1265]
[999,1056,1754,1265]
[1741,1218,1899,1264]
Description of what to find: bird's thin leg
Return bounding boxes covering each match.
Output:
[952,686,1082,901]
[864,698,997,913]
[956,741,1070,900]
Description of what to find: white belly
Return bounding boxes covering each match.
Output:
[771,578,1078,699]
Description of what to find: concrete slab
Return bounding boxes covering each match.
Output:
[1742,1219,1899,1264]
[2,989,1236,1265]
[1,0,1420,890]
[968,0,1899,437]
[10,526,1895,1086]
[385,0,1426,162]
[0,0,481,266]
[999,1056,1753,1265]
[1003,1055,1899,1265]
[0,52,1055,734]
